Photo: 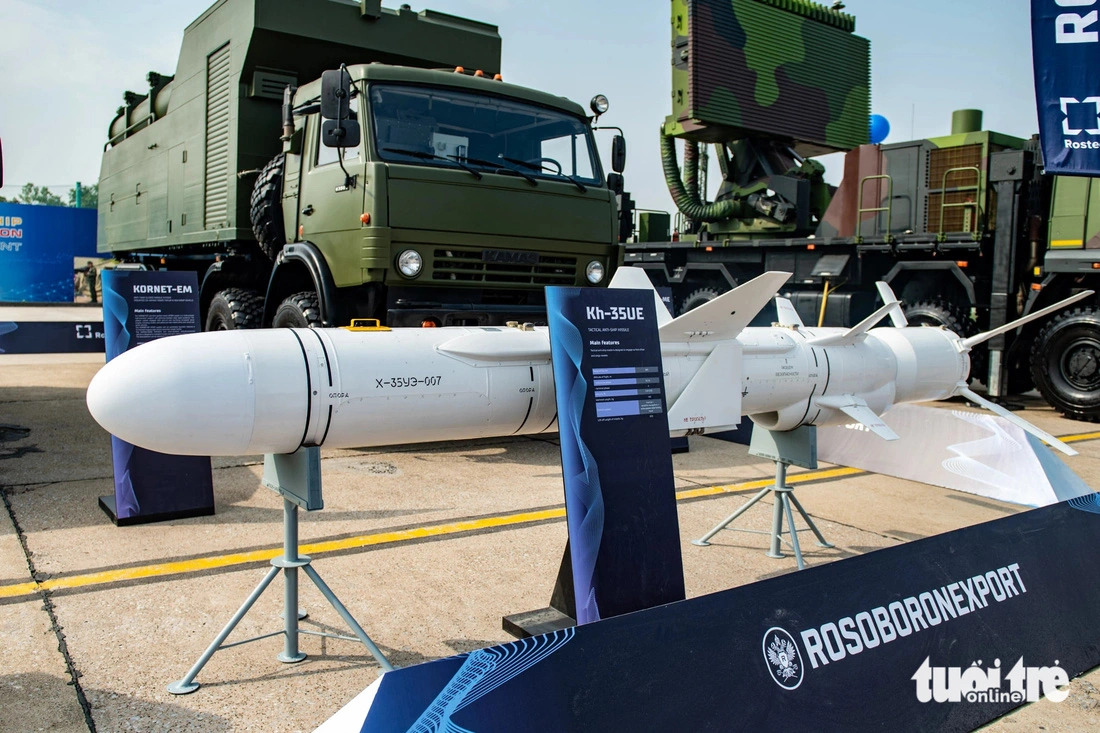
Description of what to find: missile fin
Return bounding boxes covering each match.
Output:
[875,281,908,327]
[658,271,790,342]
[666,341,740,432]
[608,267,673,326]
[957,385,1078,456]
[960,290,1094,350]
[805,302,897,347]
[817,395,900,441]
[774,298,804,328]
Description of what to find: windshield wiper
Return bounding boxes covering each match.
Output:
[382,146,482,180]
[458,155,538,186]
[499,155,587,192]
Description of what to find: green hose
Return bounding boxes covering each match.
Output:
[661,132,740,223]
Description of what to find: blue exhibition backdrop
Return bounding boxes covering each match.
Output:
[0,202,98,302]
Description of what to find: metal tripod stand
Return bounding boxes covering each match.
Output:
[692,424,833,570]
[168,449,393,694]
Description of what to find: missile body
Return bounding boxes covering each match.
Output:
[86,300,969,456]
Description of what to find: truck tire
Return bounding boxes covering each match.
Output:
[205,288,264,331]
[1029,306,1100,421]
[272,291,322,328]
[678,286,723,316]
[250,153,286,260]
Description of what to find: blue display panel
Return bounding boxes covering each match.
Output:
[546,287,685,625]
[0,203,96,302]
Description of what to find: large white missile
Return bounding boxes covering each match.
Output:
[86,270,1090,457]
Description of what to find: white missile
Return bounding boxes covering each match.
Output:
[86,270,1090,457]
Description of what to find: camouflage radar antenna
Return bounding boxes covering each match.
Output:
[664,0,870,235]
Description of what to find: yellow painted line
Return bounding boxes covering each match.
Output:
[2,430,1098,601]
[1050,239,1084,248]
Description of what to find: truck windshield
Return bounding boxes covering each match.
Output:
[370,83,602,186]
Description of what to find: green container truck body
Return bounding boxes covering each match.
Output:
[98,0,621,329]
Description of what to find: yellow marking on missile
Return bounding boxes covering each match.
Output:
[2,429,1098,601]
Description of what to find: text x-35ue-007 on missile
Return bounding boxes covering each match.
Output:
[86,269,1089,458]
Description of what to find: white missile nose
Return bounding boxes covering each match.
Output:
[85,331,306,457]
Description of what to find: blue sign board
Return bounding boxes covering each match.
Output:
[0,203,97,302]
[546,287,685,625]
[1032,1,1100,175]
[347,494,1100,732]
[100,269,214,525]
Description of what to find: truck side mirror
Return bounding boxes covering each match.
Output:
[611,134,626,174]
[606,172,624,195]
[322,119,361,149]
[320,69,351,121]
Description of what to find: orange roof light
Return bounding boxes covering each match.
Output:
[474,69,485,77]
[421,319,439,328]
[807,243,815,250]
[360,212,371,225]
[454,66,465,74]
[955,260,968,268]
[494,73,503,81]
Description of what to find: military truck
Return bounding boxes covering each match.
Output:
[624,0,1100,422]
[98,0,624,330]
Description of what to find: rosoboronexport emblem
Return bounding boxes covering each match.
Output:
[763,627,804,690]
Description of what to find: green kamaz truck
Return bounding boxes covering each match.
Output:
[98,0,624,330]
[625,0,1100,422]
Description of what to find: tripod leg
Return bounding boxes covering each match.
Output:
[168,566,281,695]
[788,492,834,548]
[765,490,786,559]
[304,565,394,671]
[692,487,773,546]
[782,493,806,570]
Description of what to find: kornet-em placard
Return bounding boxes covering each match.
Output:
[100,270,213,524]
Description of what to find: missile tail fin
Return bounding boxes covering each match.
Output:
[960,290,1094,350]
[875,281,908,327]
[775,297,805,328]
[806,301,897,347]
[817,395,900,440]
[666,341,741,432]
[957,386,1078,456]
[659,271,790,342]
[608,267,673,326]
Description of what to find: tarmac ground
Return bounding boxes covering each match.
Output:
[2,352,1099,732]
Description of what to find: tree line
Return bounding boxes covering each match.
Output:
[0,183,99,208]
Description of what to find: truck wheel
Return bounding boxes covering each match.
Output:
[272,291,322,328]
[1029,307,1100,421]
[678,287,723,315]
[250,153,286,260]
[205,288,264,331]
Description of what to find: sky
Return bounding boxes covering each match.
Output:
[0,0,1037,215]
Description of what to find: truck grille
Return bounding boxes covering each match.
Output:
[431,249,577,286]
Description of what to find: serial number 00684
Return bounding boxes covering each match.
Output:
[375,376,443,389]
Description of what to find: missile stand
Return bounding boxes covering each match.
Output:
[692,425,833,570]
[168,448,393,694]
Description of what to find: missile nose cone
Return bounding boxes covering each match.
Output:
[86,331,308,456]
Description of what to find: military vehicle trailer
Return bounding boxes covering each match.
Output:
[624,0,1100,421]
[98,0,623,330]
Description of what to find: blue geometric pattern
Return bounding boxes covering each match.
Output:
[408,629,576,732]
[1068,493,1100,515]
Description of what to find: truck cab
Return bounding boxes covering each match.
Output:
[266,65,618,328]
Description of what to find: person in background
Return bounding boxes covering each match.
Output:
[83,261,98,303]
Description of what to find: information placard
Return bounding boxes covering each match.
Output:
[546,286,684,624]
[99,270,214,525]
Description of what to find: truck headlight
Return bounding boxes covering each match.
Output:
[397,249,423,278]
[586,260,605,284]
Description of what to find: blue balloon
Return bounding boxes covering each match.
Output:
[869,114,890,144]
